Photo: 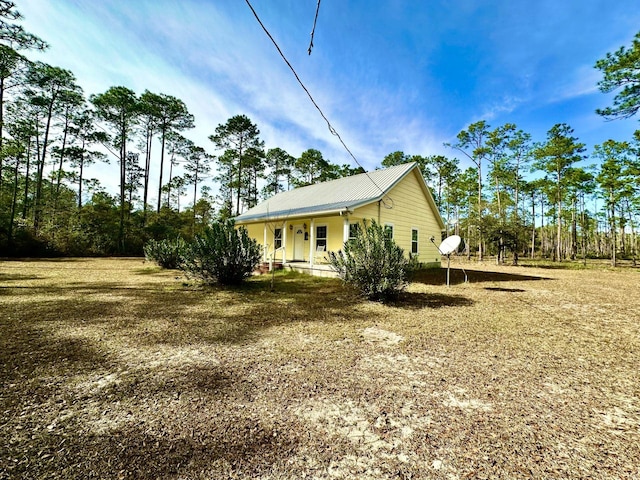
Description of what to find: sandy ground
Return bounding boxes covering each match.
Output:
[1,258,639,479]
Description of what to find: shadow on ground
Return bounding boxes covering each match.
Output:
[0,273,44,282]
[0,271,368,352]
[413,267,550,286]
[389,291,475,310]
[484,287,526,293]
[0,268,314,478]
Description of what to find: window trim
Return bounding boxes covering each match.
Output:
[411,227,419,255]
[384,223,394,240]
[315,224,328,251]
[348,222,360,242]
[274,227,282,250]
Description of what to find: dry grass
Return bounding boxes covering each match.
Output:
[1,257,639,479]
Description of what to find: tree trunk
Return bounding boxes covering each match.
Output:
[0,76,4,190]
[253,168,258,207]
[609,189,616,267]
[626,198,637,266]
[596,220,603,258]
[22,138,32,220]
[55,109,70,198]
[157,127,166,213]
[477,164,483,261]
[118,122,127,253]
[556,192,562,262]
[446,187,452,237]
[167,154,174,209]
[531,192,536,259]
[34,101,55,232]
[192,169,199,235]
[236,136,244,216]
[571,196,577,260]
[143,126,153,224]
[77,138,85,209]
[8,152,20,250]
[619,203,626,257]
[580,194,587,266]
[540,198,546,257]
[495,176,502,220]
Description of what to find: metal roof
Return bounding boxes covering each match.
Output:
[235,162,427,223]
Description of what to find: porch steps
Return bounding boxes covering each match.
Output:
[256,261,283,274]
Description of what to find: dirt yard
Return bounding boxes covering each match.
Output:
[1,258,638,479]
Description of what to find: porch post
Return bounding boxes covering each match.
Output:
[282,221,287,263]
[343,216,350,245]
[263,224,268,262]
[309,218,315,266]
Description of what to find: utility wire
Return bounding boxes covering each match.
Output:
[243,0,393,206]
[308,0,321,55]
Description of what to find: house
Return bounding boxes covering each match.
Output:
[234,162,445,276]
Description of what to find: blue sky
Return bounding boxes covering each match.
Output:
[17,0,640,200]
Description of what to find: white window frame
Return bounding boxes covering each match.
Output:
[348,222,360,242]
[274,227,282,250]
[384,223,394,240]
[411,228,419,255]
[315,224,328,252]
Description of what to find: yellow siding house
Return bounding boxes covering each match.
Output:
[235,162,445,276]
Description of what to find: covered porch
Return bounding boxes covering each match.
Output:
[248,214,354,269]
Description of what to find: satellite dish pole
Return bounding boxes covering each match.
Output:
[431,235,466,286]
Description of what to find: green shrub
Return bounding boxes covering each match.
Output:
[143,237,187,269]
[328,220,417,301]
[180,219,261,285]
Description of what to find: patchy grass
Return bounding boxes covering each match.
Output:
[1,257,639,479]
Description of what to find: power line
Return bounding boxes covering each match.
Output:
[243,0,393,206]
[308,0,321,55]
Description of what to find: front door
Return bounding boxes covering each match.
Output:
[293,224,305,261]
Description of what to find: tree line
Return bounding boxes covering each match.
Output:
[0,2,363,256]
[382,122,638,266]
[0,1,639,265]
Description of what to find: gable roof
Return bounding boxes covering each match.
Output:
[235,162,444,229]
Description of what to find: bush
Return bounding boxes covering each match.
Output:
[180,219,261,285]
[328,220,417,301]
[143,237,187,269]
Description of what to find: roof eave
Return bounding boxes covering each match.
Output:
[235,206,357,224]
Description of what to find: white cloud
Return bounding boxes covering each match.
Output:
[548,65,601,105]
[18,0,449,191]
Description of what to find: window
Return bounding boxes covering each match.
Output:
[384,224,394,239]
[411,228,419,254]
[348,223,360,241]
[316,225,327,251]
[274,228,282,249]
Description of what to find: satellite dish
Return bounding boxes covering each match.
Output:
[430,235,466,287]
[439,235,461,255]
